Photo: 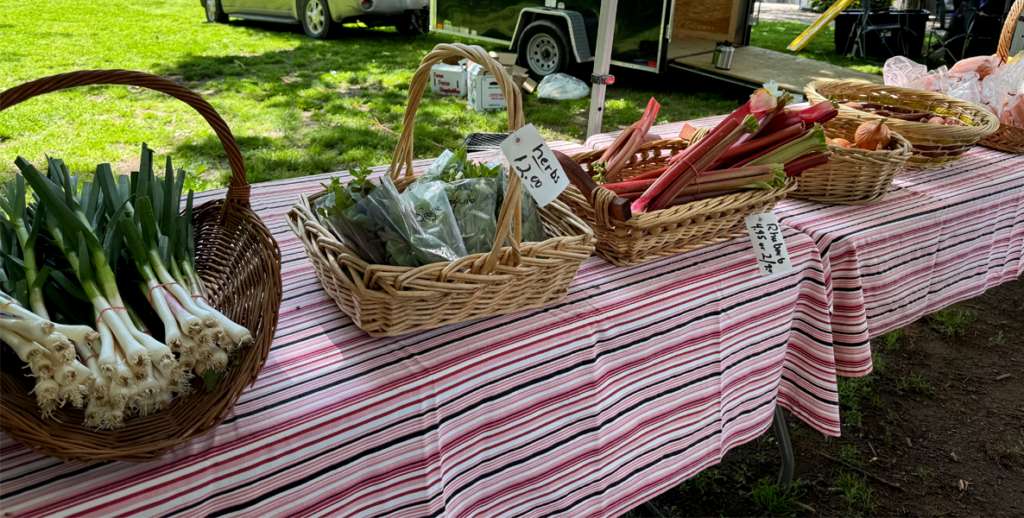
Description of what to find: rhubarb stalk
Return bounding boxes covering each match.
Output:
[633,114,759,213]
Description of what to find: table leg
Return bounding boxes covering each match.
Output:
[772,405,795,488]
[642,500,667,517]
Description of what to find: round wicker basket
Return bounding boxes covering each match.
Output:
[805,80,999,169]
[564,136,796,266]
[979,0,1024,154]
[0,71,281,463]
[793,132,912,205]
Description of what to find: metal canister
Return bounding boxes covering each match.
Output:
[714,41,735,70]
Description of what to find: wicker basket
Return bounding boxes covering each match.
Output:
[979,0,1024,154]
[286,44,595,337]
[0,71,281,463]
[805,80,999,169]
[563,138,796,267]
[792,131,912,205]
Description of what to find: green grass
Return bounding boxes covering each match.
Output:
[750,477,806,517]
[750,22,884,76]
[915,466,935,481]
[877,328,905,351]
[897,372,935,398]
[839,444,862,468]
[989,330,1006,345]
[1,0,738,188]
[927,307,976,339]
[834,472,875,517]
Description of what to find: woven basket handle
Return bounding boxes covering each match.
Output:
[0,70,251,204]
[389,43,527,273]
[999,0,1024,61]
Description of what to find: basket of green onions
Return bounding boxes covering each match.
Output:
[0,70,281,463]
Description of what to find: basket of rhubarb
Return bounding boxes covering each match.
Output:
[0,70,280,463]
[559,85,834,266]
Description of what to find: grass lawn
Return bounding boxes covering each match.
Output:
[0,0,737,189]
[750,21,885,76]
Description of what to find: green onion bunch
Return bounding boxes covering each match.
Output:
[1,145,251,429]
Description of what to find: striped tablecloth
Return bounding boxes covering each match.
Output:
[1,142,839,518]
[585,118,1024,377]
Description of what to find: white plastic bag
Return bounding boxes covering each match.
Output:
[536,73,589,100]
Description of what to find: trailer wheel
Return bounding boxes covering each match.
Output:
[518,20,571,78]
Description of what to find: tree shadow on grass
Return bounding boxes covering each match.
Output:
[156,22,737,186]
[156,25,517,184]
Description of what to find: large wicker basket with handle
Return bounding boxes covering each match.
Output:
[792,130,912,205]
[0,71,281,463]
[979,0,1024,153]
[563,134,796,267]
[286,44,594,337]
[805,80,999,169]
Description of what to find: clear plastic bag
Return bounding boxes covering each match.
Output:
[536,73,589,100]
[364,177,466,267]
[314,175,389,265]
[421,148,502,255]
[497,168,548,244]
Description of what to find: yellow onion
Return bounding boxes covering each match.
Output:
[855,120,891,151]
[832,138,854,148]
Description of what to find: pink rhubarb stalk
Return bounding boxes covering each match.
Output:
[783,151,831,176]
[633,114,759,213]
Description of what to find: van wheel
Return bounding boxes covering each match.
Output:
[396,9,429,37]
[517,20,571,78]
[205,0,228,23]
[302,0,339,39]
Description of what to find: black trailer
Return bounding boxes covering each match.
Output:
[430,0,756,77]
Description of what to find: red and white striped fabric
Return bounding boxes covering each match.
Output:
[777,147,1024,376]
[586,118,1024,378]
[0,143,839,518]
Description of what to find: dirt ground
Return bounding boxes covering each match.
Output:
[630,277,1024,518]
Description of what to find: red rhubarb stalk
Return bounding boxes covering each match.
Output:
[605,178,657,195]
[666,189,743,207]
[709,124,804,170]
[747,124,828,167]
[635,114,759,213]
[598,98,663,183]
[783,151,831,176]
[674,173,774,196]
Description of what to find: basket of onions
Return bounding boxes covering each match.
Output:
[792,120,912,205]
[805,80,999,170]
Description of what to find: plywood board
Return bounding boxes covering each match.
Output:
[673,0,744,41]
[666,37,718,60]
[672,42,882,94]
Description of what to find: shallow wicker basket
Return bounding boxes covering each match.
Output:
[805,80,999,169]
[979,0,1024,154]
[563,137,796,267]
[286,44,595,337]
[792,131,912,205]
[0,71,281,463]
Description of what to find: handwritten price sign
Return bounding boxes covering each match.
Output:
[499,124,568,207]
[744,212,793,277]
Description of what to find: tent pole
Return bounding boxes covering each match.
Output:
[586,0,619,138]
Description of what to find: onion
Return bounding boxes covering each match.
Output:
[854,120,891,151]
[832,138,853,148]
[928,116,945,125]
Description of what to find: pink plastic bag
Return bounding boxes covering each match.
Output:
[949,56,1001,80]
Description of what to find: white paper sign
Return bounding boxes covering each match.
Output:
[500,124,568,207]
[744,212,793,276]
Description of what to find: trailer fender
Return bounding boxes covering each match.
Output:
[511,9,593,63]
